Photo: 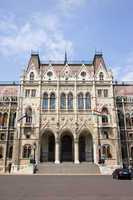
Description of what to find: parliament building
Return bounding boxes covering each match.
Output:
[0,53,133,174]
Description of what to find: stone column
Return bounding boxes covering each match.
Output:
[74,139,79,164]
[55,138,60,164]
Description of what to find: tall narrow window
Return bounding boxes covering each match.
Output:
[2,113,8,127]
[102,107,108,124]
[8,146,13,159]
[23,144,32,158]
[25,107,32,123]
[43,93,48,110]
[60,93,66,110]
[78,93,84,110]
[50,93,56,110]
[30,72,34,81]
[99,72,104,81]
[131,147,133,159]
[68,93,73,110]
[104,89,108,97]
[0,113,2,126]
[0,146,3,159]
[85,93,91,109]
[102,145,112,159]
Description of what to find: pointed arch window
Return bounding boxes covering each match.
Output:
[8,146,13,159]
[0,146,3,159]
[68,93,73,110]
[126,113,131,128]
[102,107,108,124]
[30,72,34,81]
[0,113,2,127]
[25,107,32,124]
[23,144,32,158]
[99,72,104,81]
[50,93,56,110]
[78,93,84,110]
[102,144,112,159]
[85,93,91,109]
[43,93,48,110]
[60,93,66,110]
[2,113,8,127]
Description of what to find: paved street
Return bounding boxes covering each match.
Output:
[0,175,132,200]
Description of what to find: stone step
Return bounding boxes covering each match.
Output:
[37,162,100,174]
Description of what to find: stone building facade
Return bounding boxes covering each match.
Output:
[0,53,132,173]
[114,84,133,167]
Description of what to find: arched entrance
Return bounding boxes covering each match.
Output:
[61,132,74,162]
[40,131,55,162]
[79,132,93,162]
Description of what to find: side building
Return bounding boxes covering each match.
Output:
[0,83,18,172]
[114,83,133,167]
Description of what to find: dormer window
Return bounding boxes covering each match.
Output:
[30,72,34,81]
[99,72,104,81]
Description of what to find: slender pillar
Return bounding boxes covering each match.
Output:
[74,139,79,164]
[55,138,60,164]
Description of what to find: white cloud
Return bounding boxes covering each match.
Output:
[113,52,133,81]
[0,13,73,60]
[57,0,87,14]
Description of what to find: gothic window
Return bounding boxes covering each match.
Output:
[31,89,36,97]
[0,113,2,126]
[23,144,32,158]
[30,72,34,81]
[2,113,8,127]
[25,107,32,123]
[0,146,3,159]
[43,93,48,110]
[50,93,56,110]
[102,145,112,159]
[85,93,91,109]
[126,113,131,128]
[25,89,30,97]
[98,89,102,97]
[102,107,108,124]
[131,146,133,159]
[8,146,13,159]
[9,112,16,128]
[68,93,73,110]
[103,131,109,139]
[118,110,124,128]
[104,89,108,97]
[0,133,5,140]
[60,93,66,110]
[99,72,104,81]
[78,93,84,110]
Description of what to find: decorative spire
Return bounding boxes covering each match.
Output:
[64,51,68,65]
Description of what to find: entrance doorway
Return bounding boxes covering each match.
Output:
[79,133,93,162]
[61,133,74,162]
[40,132,55,162]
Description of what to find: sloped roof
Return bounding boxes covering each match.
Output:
[0,85,19,96]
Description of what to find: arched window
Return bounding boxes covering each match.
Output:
[9,112,16,128]
[2,113,8,127]
[99,72,104,81]
[30,72,34,81]
[60,93,66,110]
[0,146,3,159]
[131,146,133,159]
[50,93,56,110]
[25,107,32,123]
[43,93,48,110]
[8,146,13,159]
[0,113,2,126]
[102,145,112,159]
[85,93,91,109]
[23,144,32,158]
[126,113,131,128]
[78,93,84,110]
[68,93,73,110]
[102,107,108,124]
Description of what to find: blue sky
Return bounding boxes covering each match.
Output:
[0,0,133,81]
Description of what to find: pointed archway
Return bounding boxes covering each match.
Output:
[79,131,93,162]
[60,131,74,162]
[40,131,55,162]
